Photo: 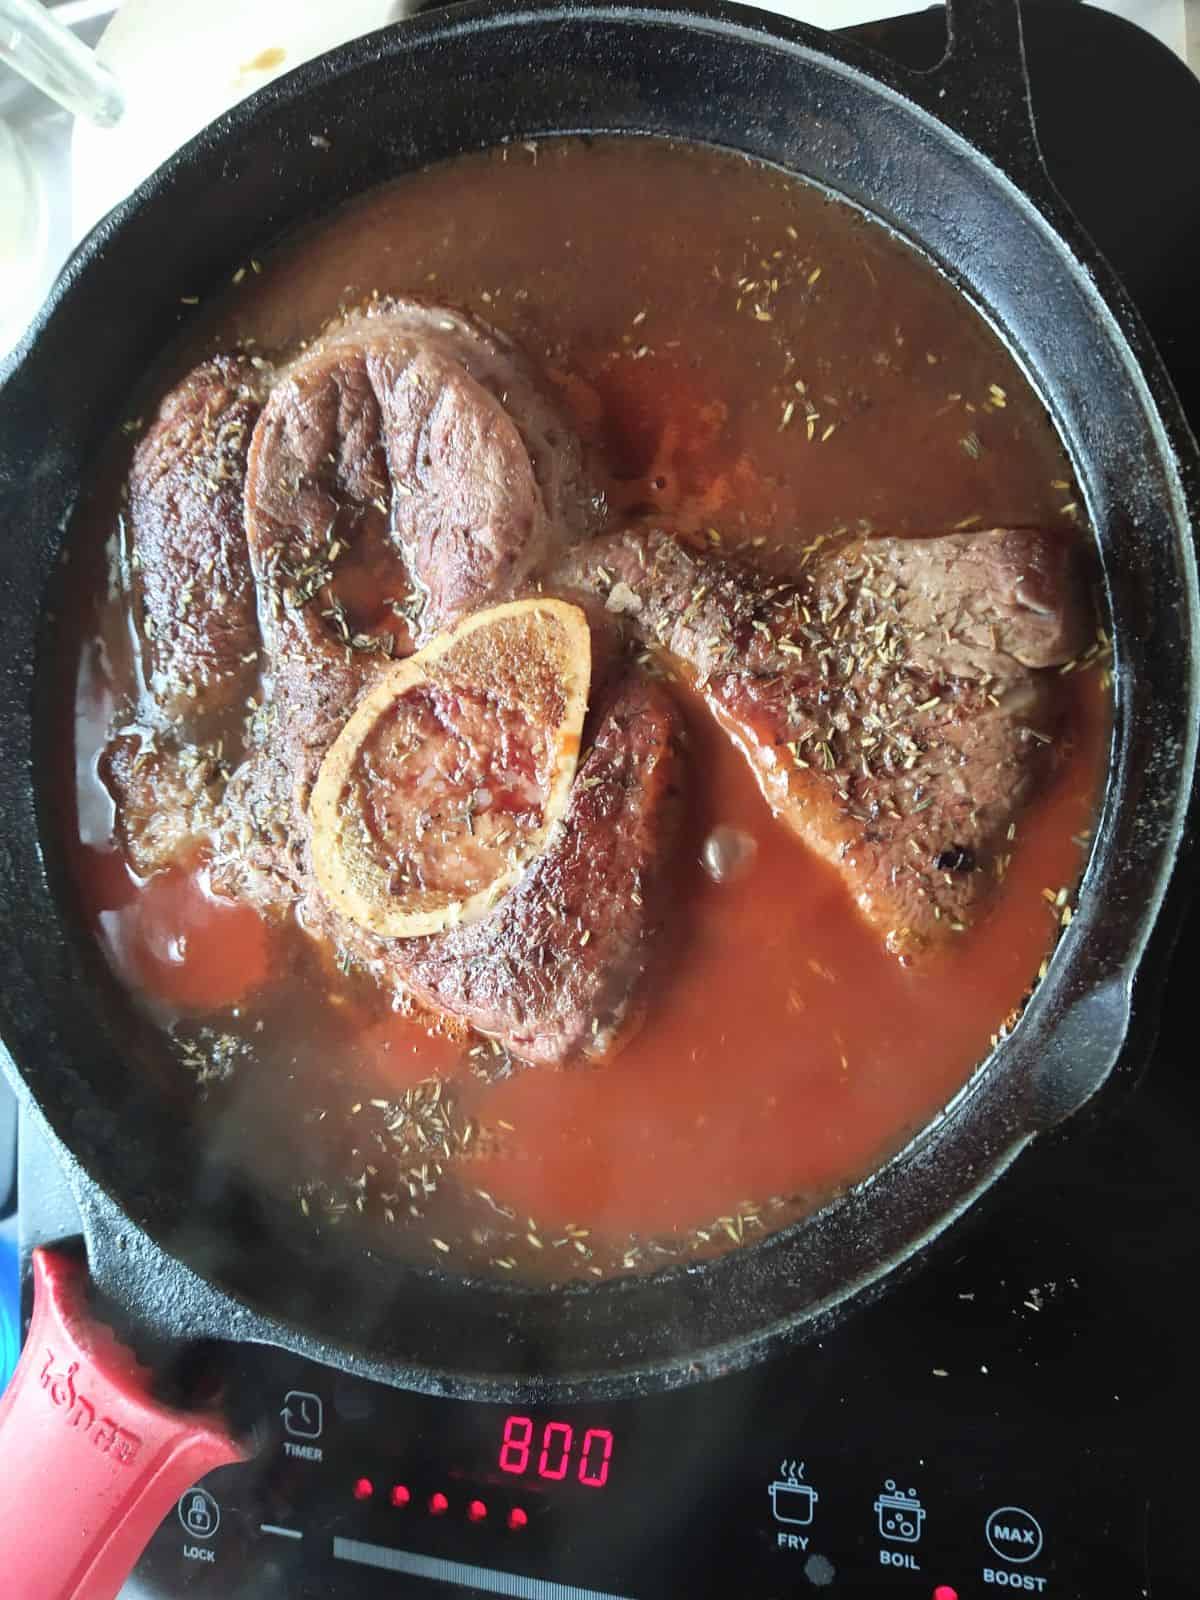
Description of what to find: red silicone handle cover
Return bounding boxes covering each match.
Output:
[0,1247,246,1600]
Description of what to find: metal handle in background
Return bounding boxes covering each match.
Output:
[0,0,123,126]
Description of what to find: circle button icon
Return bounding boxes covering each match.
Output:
[178,1487,221,1541]
[985,1505,1043,1564]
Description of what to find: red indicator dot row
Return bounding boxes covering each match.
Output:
[351,1481,527,1530]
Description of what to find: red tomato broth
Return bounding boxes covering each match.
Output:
[458,669,1106,1239]
[98,860,273,1014]
[357,1010,466,1089]
[54,134,1111,1280]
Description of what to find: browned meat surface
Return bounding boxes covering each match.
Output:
[317,673,683,1063]
[244,300,598,687]
[102,730,227,877]
[376,299,599,552]
[210,645,682,1063]
[127,354,265,726]
[808,527,1087,680]
[562,525,1088,955]
[211,593,627,918]
[309,599,592,941]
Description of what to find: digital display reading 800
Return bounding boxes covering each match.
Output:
[498,1416,614,1488]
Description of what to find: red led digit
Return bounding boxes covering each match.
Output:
[537,1421,573,1480]
[499,1415,534,1475]
[577,1428,614,1488]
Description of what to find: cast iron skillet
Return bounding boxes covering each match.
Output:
[0,0,1195,1550]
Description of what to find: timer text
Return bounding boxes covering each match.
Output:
[498,1416,614,1488]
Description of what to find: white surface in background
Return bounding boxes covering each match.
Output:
[767,0,1189,56]
[70,0,404,238]
[69,0,1192,245]
[0,122,46,300]
[1100,0,1190,55]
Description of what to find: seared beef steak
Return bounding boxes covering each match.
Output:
[102,731,227,878]
[562,525,1087,954]
[102,298,1087,1052]
[126,353,265,727]
[317,673,683,1064]
[244,299,598,668]
[309,599,592,941]
[107,355,267,874]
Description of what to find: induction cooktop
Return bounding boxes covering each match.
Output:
[10,4,1200,1597]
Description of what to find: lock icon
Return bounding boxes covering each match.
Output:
[178,1487,220,1540]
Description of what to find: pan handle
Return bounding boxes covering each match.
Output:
[906,0,1050,193]
[0,1248,245,1600]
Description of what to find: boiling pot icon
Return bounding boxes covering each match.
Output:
[874,1481,925,1543]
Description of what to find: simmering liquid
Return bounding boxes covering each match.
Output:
[61,137,1109,1281]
